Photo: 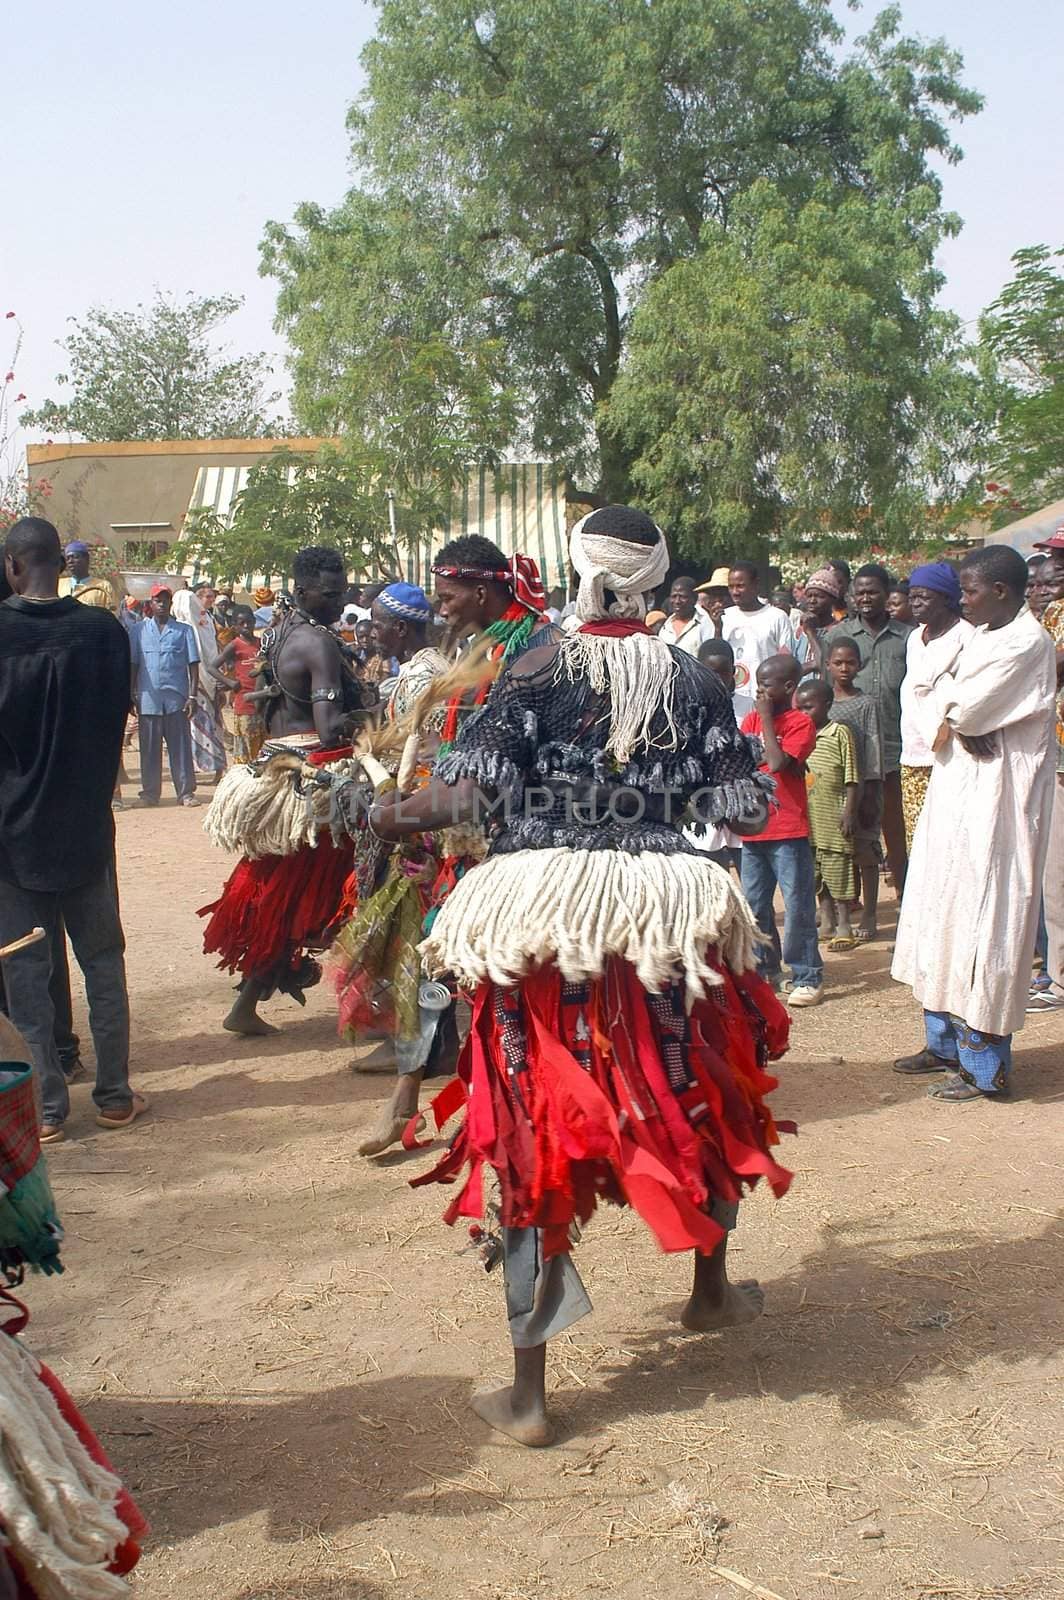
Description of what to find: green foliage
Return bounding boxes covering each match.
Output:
[263,0,981,548]
[261,192,518,524]
[607,180,979,555]
[169,446,399,586]
[977,245,1064,521]
[20,293,280,442]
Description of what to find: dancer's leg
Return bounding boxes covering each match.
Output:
[223,976,278,1036]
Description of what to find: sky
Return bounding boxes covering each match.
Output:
[4,0,1062,445]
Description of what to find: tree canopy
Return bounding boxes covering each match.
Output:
[607,180,976,553]
[21,292,280,442]
[976,245,1064,522]
[263,0,981,553]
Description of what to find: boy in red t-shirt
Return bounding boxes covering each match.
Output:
[740,653,824,1007]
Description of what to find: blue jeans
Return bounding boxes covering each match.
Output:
[0,859,131,1126]
[741,837,822,990]
[138,710,195,801]
[924,1010,1011,1093]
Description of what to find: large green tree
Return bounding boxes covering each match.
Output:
[976,245,1064,522]
[607,180,979,553]
[264,0,980,545]
[21,292,280,441]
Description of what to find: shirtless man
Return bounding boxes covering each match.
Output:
[257,546,358,747]
[200,546,376,1036]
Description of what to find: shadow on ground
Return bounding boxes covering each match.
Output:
[579,1213,1064,1432]
[86,1217,1064,1546]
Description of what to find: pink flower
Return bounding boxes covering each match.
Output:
[14,393,25,402]
[4,312,14,319]
[4,372,13,382]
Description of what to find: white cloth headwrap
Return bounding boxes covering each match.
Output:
[561,512,678,760]
[172,586,219,671]
[569,513,670,621]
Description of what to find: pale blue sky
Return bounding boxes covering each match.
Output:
[5,0,1061,435]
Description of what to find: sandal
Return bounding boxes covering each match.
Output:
[852,926,876,944]
[95,1091,150,1130]
[828,935,858,952]
[1026,989,1064,1013]
[926,1072,1008,1103]
[893,1048,951,1076]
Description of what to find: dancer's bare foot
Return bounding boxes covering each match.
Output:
[358,1111,423,1157]
[223,1006,279,1037]
[223,980,276,1037]
[680,1278,765,1332]
[472,1386,554,1447]
[359,1073,424,1157]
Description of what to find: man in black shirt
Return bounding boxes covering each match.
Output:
[0,518,146,1140]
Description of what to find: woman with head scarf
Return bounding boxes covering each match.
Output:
[369,505,793,1447]
[172,587,226,779]
[898,562,973,853]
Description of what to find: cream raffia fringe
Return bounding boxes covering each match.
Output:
[555,631,680,763]
[420,848,760,1009]
[0,1334,131,1600]
[204,753,357,859]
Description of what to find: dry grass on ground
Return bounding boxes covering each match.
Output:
[23,778,1064,1600]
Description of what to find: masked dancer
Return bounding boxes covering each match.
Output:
[372,505,793,1446]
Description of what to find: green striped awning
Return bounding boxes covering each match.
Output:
[185,460,570,592]
[405,463,569,592]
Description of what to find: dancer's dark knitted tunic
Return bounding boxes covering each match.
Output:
[415,632,793,1266]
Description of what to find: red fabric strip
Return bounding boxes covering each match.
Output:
[578,620,651,637]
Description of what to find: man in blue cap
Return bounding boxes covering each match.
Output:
[58,539,118,610]
[333,581,454,1156]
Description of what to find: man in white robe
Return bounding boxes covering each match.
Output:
[891,545,1056,1102]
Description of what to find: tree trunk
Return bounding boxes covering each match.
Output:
[595,423,635,504]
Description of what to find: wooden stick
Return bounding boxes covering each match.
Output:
[0,928,46,962]
[707,1567,788,1600]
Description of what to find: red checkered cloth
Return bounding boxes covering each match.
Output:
[0,1067,41,1195]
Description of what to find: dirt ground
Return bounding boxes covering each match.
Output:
[24,767,1064,1600]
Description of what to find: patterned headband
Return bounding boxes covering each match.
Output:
[432,552,545,616]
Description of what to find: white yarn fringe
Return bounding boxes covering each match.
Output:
[203,754,356,859]
[420,848,760,1009]
[0,1334,130,1600]
[555,631,680,763]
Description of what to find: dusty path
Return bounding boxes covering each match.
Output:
[24,783,1064,1600]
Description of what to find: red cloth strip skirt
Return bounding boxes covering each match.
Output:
[198,745,354,985]
[199,832,353,982]
[412,956,794,1262]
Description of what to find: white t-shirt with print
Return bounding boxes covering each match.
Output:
[722,603,798,693]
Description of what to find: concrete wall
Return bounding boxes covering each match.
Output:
[25,438,327,566]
